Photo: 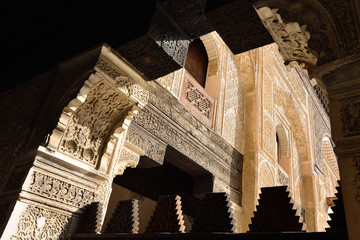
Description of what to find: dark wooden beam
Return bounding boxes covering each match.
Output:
[205,0,273,54]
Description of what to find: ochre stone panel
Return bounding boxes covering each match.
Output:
[263,67,273,116]
[262,115,275,158]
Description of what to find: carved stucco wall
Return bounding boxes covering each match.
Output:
[4,34,245,239]
[2,45,150,240]
[295,61,339,231]
[155,32,245,154]
[3,32,341,238]
[155,35,337,232]
[244,42,330,232]
[155,37,313,232]
[291,133,302,207]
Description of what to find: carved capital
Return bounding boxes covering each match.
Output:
[57,81,134,166]
[114,146,140,176]
[256,7,318,69]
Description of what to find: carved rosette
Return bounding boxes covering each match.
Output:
[256,7,318,69]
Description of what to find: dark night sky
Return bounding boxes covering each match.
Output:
[1,1,157,92]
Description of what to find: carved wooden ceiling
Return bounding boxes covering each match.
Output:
[2,0,359,93]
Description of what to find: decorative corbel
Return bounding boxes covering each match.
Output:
[256,7,318,71]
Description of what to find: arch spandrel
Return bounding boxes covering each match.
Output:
[259,160,276,188]
[46,48,151,175]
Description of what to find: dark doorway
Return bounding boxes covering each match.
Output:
[113,146,213,218]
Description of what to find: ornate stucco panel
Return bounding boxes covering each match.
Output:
[28,171,97,209]
[46,45,150,174]
[58,81,135,167]
[11,204,72,240]
[222,53,244,152]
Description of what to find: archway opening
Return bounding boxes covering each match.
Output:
[185,38,208,88]
[276,125,290,175]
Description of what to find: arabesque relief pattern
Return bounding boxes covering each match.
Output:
[11,205,72,240]
[222,53,244,152]
[127,80,244,204]
[125,122,167,166]
[353,157,360,201]
[185,81,212,118]
[29,171,97,208]
[59,81,133,166]
[96,56,149,104]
